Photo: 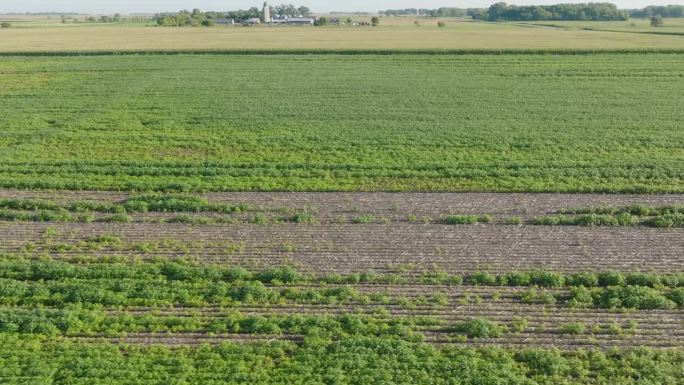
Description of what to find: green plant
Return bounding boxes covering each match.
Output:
[504,216,522,225]
[511,316,528,333]
[353,214,374,224]
[559,322,586,335]
[290,212,315,224]
[466,271,497,285]
[452,318,503,338]
[443,215,478,225]
[249,214,269,225]
[281,241,295,253]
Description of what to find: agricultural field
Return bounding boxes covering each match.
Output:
[0,53,683,193]
[2,19,684,51]
[1,20,683,383]
[518,17,684,34]
[0,191,682,384]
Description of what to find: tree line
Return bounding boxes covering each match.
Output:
[473,3,629,21]
[629,5,684,18]
[383,3,684,22]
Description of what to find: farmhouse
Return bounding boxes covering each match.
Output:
[243,17,261,25]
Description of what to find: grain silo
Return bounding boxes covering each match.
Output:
[262,2,271,23]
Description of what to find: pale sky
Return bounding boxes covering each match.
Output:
[0,0,682,14]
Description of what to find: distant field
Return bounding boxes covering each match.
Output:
[518,17,684,34]
[0,53,682,192]
[1,21,684,51]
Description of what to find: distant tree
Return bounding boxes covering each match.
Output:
[275,3,298,17]
[297,6,311,17]
[631,5,684,18]
[650,16,664,27]
[113,13,121,22]
[314,16,328,26]
[481,2,628,21]
[371,16,380,26]
[0,22,11,28]
[346,17,353,24]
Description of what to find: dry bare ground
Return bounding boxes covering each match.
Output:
[1,191,682,349]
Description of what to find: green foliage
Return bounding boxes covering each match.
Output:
[644,213,684,228]
[288,212,314,224]
[598,271,625,286]
[465,271,497,285]
[505,271,530,286]
[566,272,599,287]
[625,272,661,287]
[0,334,681,385]
[352,214,374,224]
[520,287,557,305]
[155,9,226,27]
[256,266,301,284]
[667,287,684,306]
[0,197,248,223]
[559,322,586,335]
[481,3,628,21]
[0,258,681,311]
[537,206,684,228]
[510,316,528,333]
[586,286,676,309]
[443,215,478,224]
[651,16,664,27]
[451,318,504,338]
[514,349,571,376]
[314,17,328,26]
[527,271,565,287]
[504,216,522,225]
[566,286,593,308]
[0,55,682,193]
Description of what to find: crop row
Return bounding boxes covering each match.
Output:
[1,197,683,228]
[2,333,683,385]
[2,257,683,288]
[2,304,681,350]
[0,221,680,274]
[1,191,681,217]
[1,258,682,310]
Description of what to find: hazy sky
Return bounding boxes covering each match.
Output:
[1,0,682,14]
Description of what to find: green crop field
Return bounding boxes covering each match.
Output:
[1,14,684,383]
[0,53,682,192]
